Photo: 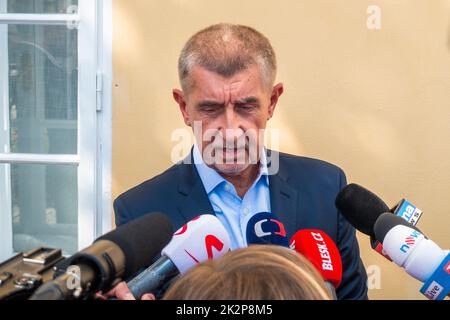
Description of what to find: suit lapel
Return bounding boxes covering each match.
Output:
[176,150,215,223]
[268,150,298,238]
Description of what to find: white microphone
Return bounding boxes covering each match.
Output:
[161,214,231,274]
[127,214,231,299]
[374,213,449,299]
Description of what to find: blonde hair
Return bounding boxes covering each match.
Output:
[178,23,277,92]
[163,245,331,300]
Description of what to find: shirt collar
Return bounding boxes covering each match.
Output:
[193,144,269,194]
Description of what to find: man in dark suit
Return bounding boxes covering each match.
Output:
[111,23,368,300]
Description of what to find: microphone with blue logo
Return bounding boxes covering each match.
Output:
[374,213,449,300]
[335,183,425,261]
[371,199,424,260]
[245,212,289,247]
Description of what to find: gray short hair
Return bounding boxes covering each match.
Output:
[178,23,277,93]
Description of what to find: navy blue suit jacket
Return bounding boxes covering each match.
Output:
[114,149,368,300]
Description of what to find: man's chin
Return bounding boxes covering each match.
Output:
[213,163,250,175]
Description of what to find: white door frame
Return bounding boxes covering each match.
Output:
[96,0,113,237]
[0,0,12,261]
[0,0,112,261]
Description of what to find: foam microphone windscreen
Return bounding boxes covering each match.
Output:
[96,212,173,278]
[290,229,343,288]
[374,212,424,244]
[246,212,289,247]
[335,183,390,238]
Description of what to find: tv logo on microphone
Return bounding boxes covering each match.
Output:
[444,261,450,275]
[400,230,421,254]
[423,281,444,300]
[311,232,334,271]
[165,215,231,273]
[184,235,226,264]
[254,218,286,238]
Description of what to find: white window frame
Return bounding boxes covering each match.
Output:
[96,0,112,239]
[0,0,112,261]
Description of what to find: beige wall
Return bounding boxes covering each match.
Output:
[112,0,450,299]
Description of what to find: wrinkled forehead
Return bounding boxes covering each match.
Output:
[186,65,266,102]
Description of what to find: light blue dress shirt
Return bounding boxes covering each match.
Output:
[193,144,271,250]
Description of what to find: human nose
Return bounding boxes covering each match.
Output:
[221,105,242,132]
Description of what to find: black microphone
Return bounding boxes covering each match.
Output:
[29,213,173,300]
[335,182,424,261]
[335,183,390,238]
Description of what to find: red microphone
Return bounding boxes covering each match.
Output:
[289,229,343,299]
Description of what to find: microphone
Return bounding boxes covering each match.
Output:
[127,214,231,299]
[335,183,390,238]
[335,184,422,261]
[29,213,173,300]
[420,254,450,300]
[246,212,289,247]
[391,199,424,226]
[289,230,342,300]
[374,213,449,300]
[372,199,424,260]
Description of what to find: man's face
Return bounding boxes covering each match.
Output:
[174,64,283,175]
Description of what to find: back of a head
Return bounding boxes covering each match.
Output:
[163,245,330,300]
[178,23,277,92]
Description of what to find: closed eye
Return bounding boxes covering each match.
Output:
[200,106,221,113]
[236,103,258,111]
[197,103,223,113]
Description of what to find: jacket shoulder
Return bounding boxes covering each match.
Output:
[117,164,180,202]
[113,163,184,225]
[276,151,345,179]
